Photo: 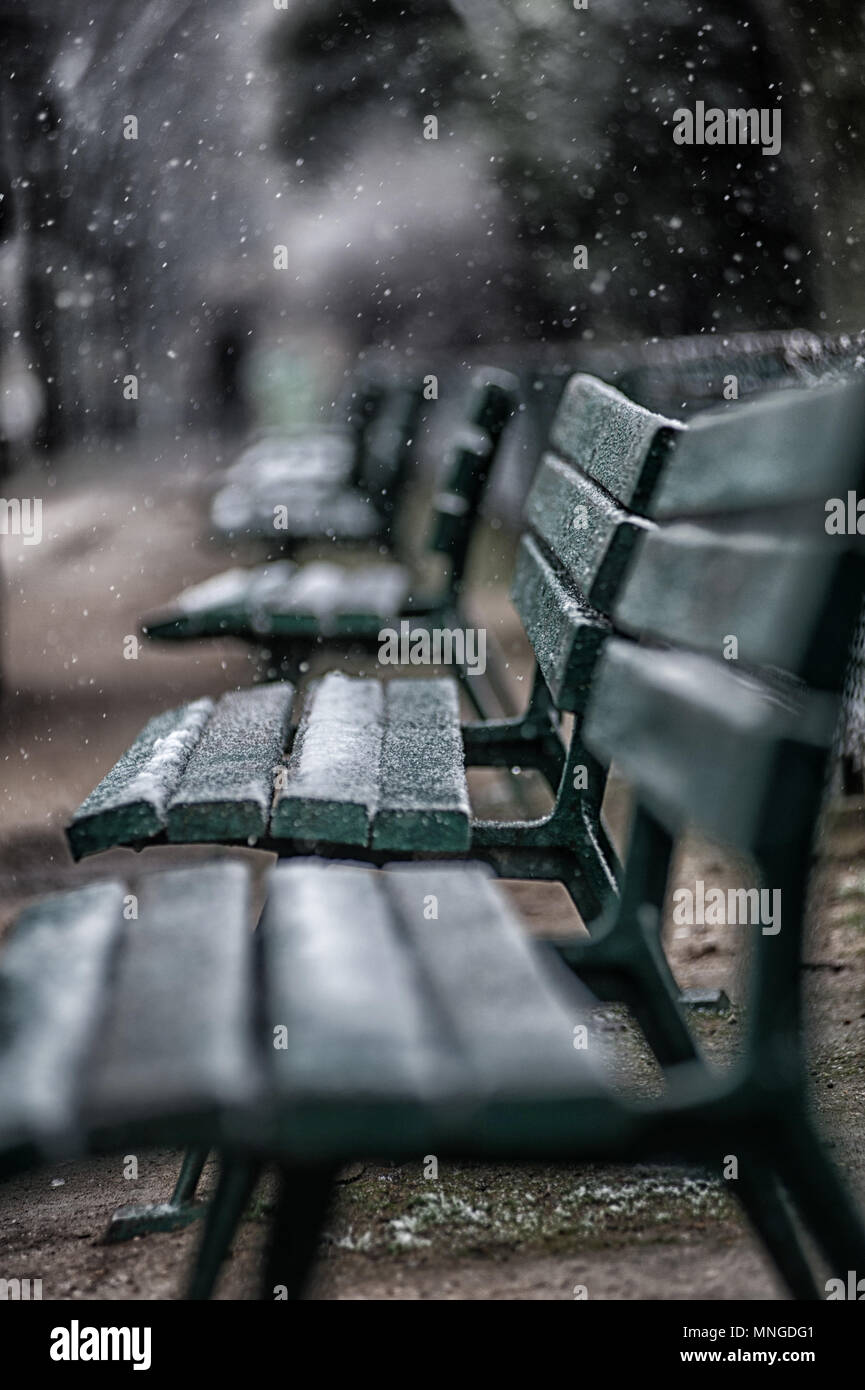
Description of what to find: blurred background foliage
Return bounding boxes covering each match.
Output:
[0,0,863,452]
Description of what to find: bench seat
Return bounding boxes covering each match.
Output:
[222,429,357,490]
[0,860,608,1175]
[211,430,371,541]
[143,560,413,641]
[146,403,516,697]
[212,478,384,544]
[67,673,473,860]
[210,377,425,547]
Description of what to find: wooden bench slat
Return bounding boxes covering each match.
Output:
[371,679,471,851]
[0,880,124,1164]
[274,675,471,850]
[212,481,382,543]
[0,862,607,1165]
[614,519,856,680]
[165,684,294,844]
[148,564,277,639]
[223,430,356,489]
[271,673,384,846]
[266,562,409,634]
[143,565,268,639]
[511,535,611,711]
[259,861,600,1113]
[584,639,838,849]
[82,863,256,1130]
[260,863,451,1104]
[615,343,799,417]
[144,561,410,641]
[550,373,680,507]
[384,865,601,1096]
[648,378,865,518]
[66,699,214,860]
[524,452,652,612]
[280,490,383,541]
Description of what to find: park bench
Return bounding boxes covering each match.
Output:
[66,376,865,1064]
[211,375,425,551]
[64,371,672,908]
[6,374,865,1298]
[5,536,865,1297]
[141,369,519,706]
[210,372,386,533]
[221,367,389,493]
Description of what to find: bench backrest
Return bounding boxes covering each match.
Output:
[338,376,388,437]
[358,371,518,540]
[580,376,865,1074]
[428,368,519,591]
[356,380,426,513]
[584,377,865,834]
[614,340,806,418]
[513,373,865,713]
[611,330,865,419]
[511,374,681,711]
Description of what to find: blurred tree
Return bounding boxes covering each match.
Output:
[270,0,818,348]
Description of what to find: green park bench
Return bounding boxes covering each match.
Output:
[65,376,865,1056]
[142,369,519,706]
[210,371,386,532]
[4,499,865,1295]
[65,371,656,932]
[5,374,865,1298]
[211,375,425,550]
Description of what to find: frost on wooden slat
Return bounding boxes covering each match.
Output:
[169,566,275,617]
[271,673,384,846]
[267,561,408,629]
[66,699,214,859]
[372,679,470,852]
[550,373,680,508]
[148,559,410,640]
[224,430,355,488]
[165,683,294,844]
[524,453,648,610]
[511,536,610,713]
[212,480,381,542]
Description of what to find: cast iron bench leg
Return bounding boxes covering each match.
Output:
[776,1113,865,1285]
[552,807,699,1067]
[172,1147,210,1208]
[103,1146,211,1243]
[186,1157,263,1300]
[734,1161,820,1301]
